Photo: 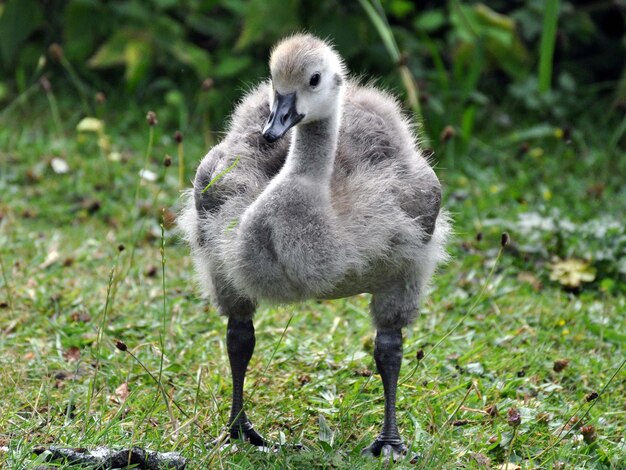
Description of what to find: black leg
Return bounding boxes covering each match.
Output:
[362,329,409,459]
[226,317,269,447]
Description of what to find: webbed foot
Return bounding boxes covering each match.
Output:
[217,422,305,452]
[229,421,273,449]
[361,437,409,461]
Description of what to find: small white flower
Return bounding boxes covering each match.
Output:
[50,157,69,174]
[139,169,157,181]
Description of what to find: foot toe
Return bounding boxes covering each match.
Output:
[361,438,408,461]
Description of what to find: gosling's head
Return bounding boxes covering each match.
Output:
[262,34,346,143]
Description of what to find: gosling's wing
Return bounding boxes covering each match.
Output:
[337,82,442,241]
[193,82,290,216]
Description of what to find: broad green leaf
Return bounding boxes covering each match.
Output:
[89,30,134,68]
[236,0,299,50]
[474,3,515,31]
[0,0,43,67]
[63,0,104,61]
[414,9,446,32]
[168,41,211,78]
[124,40,152,90]
[214,56,251,78]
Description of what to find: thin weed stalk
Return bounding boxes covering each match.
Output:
[118,343,181,421]
[0,82,39,120]
[124,116,161,277]
[443,381,476,427]
[174,131,186,190]
[58,54,92,115]
[203,109,214,148]
[504,426,519,465]
[0,251,14,315]
[177,136,185,190]
[156,213,171,422]
[401,237,507,385]
[41,78,64,139]
[83,249,123,435]
[133,121,156,212]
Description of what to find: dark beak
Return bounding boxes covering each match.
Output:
[262,91,304,143]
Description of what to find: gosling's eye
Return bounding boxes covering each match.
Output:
[309,73,321,87]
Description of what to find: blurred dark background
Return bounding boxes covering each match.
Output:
[1,0,625,147]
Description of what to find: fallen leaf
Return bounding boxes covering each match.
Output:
[115,383,130,403]
[63,346,81,362]
[498,464,521,470]
[70,310,91,322]
[471,452,491,468]
[354,368,372,377]
[517,271,542,291]
[76,117,104,133]
[40,248,60,269]
[549,258,596,289]
[553,358,569,372]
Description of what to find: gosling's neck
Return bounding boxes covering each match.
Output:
[283,109,341,183]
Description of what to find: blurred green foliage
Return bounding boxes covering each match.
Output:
[0,0,624,143]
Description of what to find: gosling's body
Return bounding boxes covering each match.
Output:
[181,80,447,326]
[179,34,449,458]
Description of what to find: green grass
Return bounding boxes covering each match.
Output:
[0,89,625,470]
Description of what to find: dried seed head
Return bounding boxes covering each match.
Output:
[507,407,521,427]
[95,92,106,105]
[201,77,214,91]
[581,425,597,444]
[174,130,183,143]
[586,391,599,402]
[114,340,128,352]
[440,125,456,143]
[518,141,530,156]
[416,349,424,361]
[567,415,582,429]
[298,374,311,385]
[397,52,409,67]
[48,43,64,61]
[501,232,510,247]
[562,125,572,144]
[452,419,469,427]
[39,76,52,93]
[485,404,499,417]
[146,111,158,126]
[117,244,125,252]
[164,155,172,167]
[553,359,569,372]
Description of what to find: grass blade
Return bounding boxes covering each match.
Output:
[538,0,560,93]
